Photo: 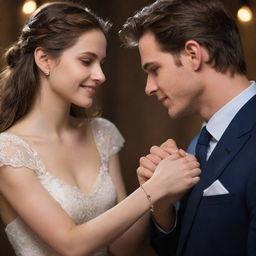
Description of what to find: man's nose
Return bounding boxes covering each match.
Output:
[145,76,157,96]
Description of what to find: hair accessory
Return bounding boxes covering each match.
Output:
[140,184,154,212]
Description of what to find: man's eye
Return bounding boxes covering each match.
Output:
[150,67,159,74]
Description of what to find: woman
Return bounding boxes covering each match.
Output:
[0,2,201,256]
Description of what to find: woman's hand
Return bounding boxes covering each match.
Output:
[151,153,201,201]
[137,139,179,185]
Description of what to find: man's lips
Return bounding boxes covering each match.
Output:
[158,96,169,107]
[158,96,168,102]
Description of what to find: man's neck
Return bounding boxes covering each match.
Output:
[198,71,250,121]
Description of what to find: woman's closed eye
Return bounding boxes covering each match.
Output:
[81,59,93,66]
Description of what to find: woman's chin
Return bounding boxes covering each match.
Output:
[73,100,93,108]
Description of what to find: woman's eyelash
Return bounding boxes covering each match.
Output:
[81,59,92,66]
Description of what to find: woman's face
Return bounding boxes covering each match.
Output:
[47,29,106,108]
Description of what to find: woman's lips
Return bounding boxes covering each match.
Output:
[80,85,96,96]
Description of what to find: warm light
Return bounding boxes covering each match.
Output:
[237,5,253,22]
[22,1,37,15]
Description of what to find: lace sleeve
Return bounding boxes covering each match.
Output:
[91,118,125,159]
[0,133,41,174]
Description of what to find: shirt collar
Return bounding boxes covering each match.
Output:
[206,81,256,141]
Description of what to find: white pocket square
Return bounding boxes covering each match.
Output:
[203,180,229,196]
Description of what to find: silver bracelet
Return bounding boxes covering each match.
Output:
[140,184,154,212]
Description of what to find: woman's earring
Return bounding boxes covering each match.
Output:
[44,71,50,77]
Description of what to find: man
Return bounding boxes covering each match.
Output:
[120,0,256,255]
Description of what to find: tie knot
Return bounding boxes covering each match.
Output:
[198,126,212,146]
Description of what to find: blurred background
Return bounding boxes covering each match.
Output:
[0,0,255,255]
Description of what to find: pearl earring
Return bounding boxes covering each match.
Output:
[44,71,50,76]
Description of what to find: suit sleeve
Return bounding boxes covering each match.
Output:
[150,218,180,256]
[150,200,187,256]
[246,167,256,255]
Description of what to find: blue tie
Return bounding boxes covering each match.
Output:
[195,126,212,165]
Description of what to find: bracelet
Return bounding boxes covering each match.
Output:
[140,184,154,213]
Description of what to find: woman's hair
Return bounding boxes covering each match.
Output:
[120,0,246,76]
[0,1,111,132]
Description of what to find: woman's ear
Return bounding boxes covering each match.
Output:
[183,40,207,71]
[34,47,50,77]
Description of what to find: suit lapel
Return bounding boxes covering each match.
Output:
[177,95,256,255]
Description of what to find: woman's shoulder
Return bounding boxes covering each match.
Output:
[0,123,35,148]
[0,132,39,171]
[91,117,116,128]
[0,132,28,148]
[90,117,124,137]
[91,117,125,156]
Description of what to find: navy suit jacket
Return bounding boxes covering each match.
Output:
[151,95,256,256]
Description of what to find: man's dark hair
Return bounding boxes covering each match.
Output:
[120,0,246,75]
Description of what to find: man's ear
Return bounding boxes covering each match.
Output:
[34,47,51,76]
[183,40,208,71]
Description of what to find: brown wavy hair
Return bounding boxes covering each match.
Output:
[0,1,111,132]
[120,0,246,76]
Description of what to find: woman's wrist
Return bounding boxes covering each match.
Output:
[140,184,154,212]
[141,179,164,205]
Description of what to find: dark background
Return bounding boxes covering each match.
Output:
[0,0,255,255]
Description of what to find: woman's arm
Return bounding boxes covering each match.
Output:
[0,154,200,256]
[108,154,150,256]
[137,141,187,232]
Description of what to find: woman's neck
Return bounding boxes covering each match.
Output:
[9,89,77,138]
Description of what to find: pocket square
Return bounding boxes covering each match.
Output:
[203,180,229,196]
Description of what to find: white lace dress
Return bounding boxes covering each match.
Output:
[0,118,124,256]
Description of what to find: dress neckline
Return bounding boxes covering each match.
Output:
[0,118,104,197]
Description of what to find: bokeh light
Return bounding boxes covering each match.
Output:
[237,5,253,22]
[22,1,37,15]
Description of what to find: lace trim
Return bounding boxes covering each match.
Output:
[0,133,45,175]
[91,118,124,161]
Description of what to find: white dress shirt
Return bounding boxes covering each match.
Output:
[206,81,256,159]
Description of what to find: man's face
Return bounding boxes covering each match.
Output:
[138,32,203,118]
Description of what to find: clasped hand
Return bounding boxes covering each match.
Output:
[137,139,201,201]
